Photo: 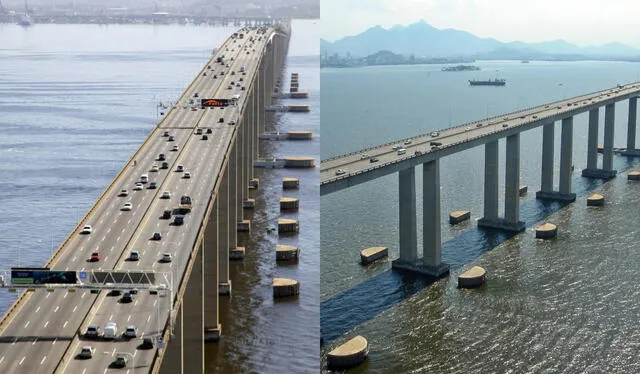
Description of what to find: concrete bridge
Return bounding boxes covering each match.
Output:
[320,83,640,277]
[0,24,290,373]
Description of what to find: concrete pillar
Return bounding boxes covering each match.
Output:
[586,108,599,169]
[482,141,499,220]
[603,103,615,172]
[218,164,231,295]
[624,97,638,154]
[204,201,220,341]
[504,134,520,224]
[559,116,574,195]
[398,167,417,262]
[539,123,554,193]
[229,142,238,248]
[422,160,449,277]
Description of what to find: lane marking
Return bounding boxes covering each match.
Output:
[73,306,77,312]
[40,356,46,365]
[19,357,25,365]
[52,338,56,345]
[43,321,49,328]
[63,321,68,328]
[54,306,59,313]
[24,321,29,328]
[35,306,40,313]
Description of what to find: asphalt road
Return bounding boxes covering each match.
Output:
[321,83,640,184]
[0,26,274,374]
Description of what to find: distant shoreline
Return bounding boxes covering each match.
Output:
[321,58,640,69]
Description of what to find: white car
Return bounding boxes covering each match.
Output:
[404,140,412,145]
[79,346,95,359]
[133,183,143,191]
[360,154,368,159]
[397,148,407,155]
[176,165,184,172]
[160,253,172,263]
[124,325,138,338]
[392,145,401,151]
[430,131,440,137]
[121,202,133,211]
[171,145,179,152]
[118,189,128,197]
[335,169,346,176]
[81,225,92,234]
[150,165,159,172]
[183,172,191,179]
[161,191,171,199]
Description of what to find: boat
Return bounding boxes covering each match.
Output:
[521,60,530,63]
[469,79,506,86]
[442,65,481,72]
[17,0,31,27]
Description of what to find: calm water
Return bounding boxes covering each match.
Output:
[0,20,319,373]
[321,61,640,372]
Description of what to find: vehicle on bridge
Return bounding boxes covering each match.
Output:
[81,225,92,234]
[178,195,192,214]
[335,169,346,176]
[85,325,100,339]
[152,232,162,240]
[78,346,95,359]
[113,353,128,368]
[118,189,128,197]
[121,202,132,211]
[103,322,118,340]
[174,215,185,225]
[90,252,100,262]
[370,157,379,163]
[397,148,406,155]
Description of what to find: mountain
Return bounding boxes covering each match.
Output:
[321,20,640,60]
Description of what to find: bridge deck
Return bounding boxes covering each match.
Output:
[0,26,275,374]
[320,83,640,193]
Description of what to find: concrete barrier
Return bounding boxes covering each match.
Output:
[536,223,557,239]
[360,247,388,265]
[327,335,369,369]
[273,278,299,297]
[458,266,486,288]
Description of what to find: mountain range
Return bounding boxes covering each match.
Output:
[321,20,640,60]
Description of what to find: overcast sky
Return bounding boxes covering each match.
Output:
[321,0,640,48]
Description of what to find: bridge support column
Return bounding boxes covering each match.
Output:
[204,202,221,341]
[394,167,417,263]
[479,140,499,221]
[537,122,555,195]
[537,117,578,201]
[479,136,525,231]
[218,163,232,295]
[622,97,640,156]
[582,105,617,178]
[228,141,244,257]
[421,160,449,276]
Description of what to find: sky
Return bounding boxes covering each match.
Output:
[321,0,640,48]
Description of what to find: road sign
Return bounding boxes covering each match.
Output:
[79,271,87,280]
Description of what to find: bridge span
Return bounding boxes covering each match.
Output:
[0,24,290,373]
[321,83,640,277]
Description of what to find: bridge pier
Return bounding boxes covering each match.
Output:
[536,117,578,201]
[582,104,617,179]
[622,97,640,156]
[204,202,221,341]
[218,163,232,296]
[479,135,525,231]
[539,122,555,193]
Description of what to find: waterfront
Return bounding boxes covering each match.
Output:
[0,19,319,373]
[321,60,640,372]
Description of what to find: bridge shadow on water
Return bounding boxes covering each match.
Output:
[321,156,639,343]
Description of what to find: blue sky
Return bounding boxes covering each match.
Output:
[321,0,640,48]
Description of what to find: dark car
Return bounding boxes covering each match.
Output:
[206,128,212,134]
[161,162,169,169]
[120,292,133,303]
[202,135,208,140]
[218,118,224,123]
[140,337,155,349]
[152,232,162,240]
[162,209,172,219]
[158,153,166,161]
[174,215,184,225]
[369,157,379,163]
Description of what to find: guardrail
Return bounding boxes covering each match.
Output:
[321,83,640,165]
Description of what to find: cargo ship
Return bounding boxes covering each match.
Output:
[469,79,506,86]
[441,65,480,72]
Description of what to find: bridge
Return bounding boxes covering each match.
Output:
[0,24,290,373]
[321,82,640,277]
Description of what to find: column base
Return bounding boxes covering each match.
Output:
[581,168,617,179]
[391,259,450,278]
[204,325,222,342]
[229,246,245,260]
[219,281,232,296]
[237,219,251,232]
[242,199,255,209]
[621,148,640,157]
[535,190,577,202]
[477,217,526,232]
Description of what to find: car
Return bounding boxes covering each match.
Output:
[81,225,92,234]
[360,154,368,159]
[161,162,169,169]
[228,120,236,126]
[133,183,143,191]
[149,181,157,189]
[150,165,159,172]
[121,202,132,211]
[163,131,170,137]
[140,174,148,184]
[335,169,346,176]
[171,145,179,152]
[183,172,192,179]
[404,140,412,145]
[218,117,224,123]
[503,123,509,128]
[118,189,128,197]
[397,148,406,155]
[124,325,138,338]
[392,145,401,150]
[160,253,173,263]
[476,123,483,128]
[206,128,212,134]
[202,72,207,76]
[415,150,423,156]
[109,289,122,297]
[227,85,232,90]
[176,164,184,172]
[120,292,134,303]
[158,153,166,161]
[129,251,140,261]
[194,92,199,98]
[85,325,100,338]
[369,157,379,163]
[196,128,203,135]
[113,354,128,368]
[152,232,162,240]
[174,215,184,225]
[430,131,440,137]
[78,346,95,359]
[465,127,471,132]
[557,106,562,109]
[90,252,100,262]
[162,209,172,219]
[140,337,155,349]
[150,283,168,295]
[202,135,208,140]
[161,191,171,199]
[129,288,138,295]
[532,115,538,119]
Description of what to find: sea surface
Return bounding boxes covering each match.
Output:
[0,19,319,373]
[321,61,640,372]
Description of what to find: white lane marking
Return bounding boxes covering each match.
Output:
[43,321,49,328]
[107,228,111,234]
[117,236,121,241]
[19,357,25,365]
[35,306,40,313]
[54,306,59,313]
[127,219,131,225]
[73,305,77,312]
[112,348,116,356]
[63,321,68,328]
[0,356,4,364]
[52,338,56,345]
[71,256,77,262]
[24,321,29,328]
[46,293,50,299]
[104,369,108,374]
[32,339,37,345]
[104,256,109,262]
[134,300,138,306]
[82,369,86,374]
[127,315,131,322]
[40,356,46,365]
[63,292,67,299]
[109,314,113,321]
[81,291,86,298]
[153,300,157,307]
[110,246,114,252]
[101,236,106,242]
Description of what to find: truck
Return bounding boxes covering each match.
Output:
[103,322,118,340]
[177,195,192,214]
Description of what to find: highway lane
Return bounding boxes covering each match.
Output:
[0,29,258,374]
[61,28,268,372]
[321,82,640,182]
